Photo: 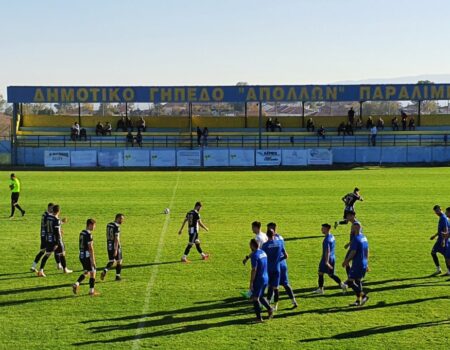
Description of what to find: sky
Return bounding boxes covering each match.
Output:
[1,0,450,97]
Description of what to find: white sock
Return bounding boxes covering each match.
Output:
[31,262,37,268]
[75,282,80,286]
[89,288,94,293]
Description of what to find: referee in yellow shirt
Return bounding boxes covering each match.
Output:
[9,173,25,217]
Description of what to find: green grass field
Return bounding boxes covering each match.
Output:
[1,168,449,350]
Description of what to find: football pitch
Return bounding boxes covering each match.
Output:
[1,168,449,350]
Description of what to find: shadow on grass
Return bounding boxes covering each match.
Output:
[74,309,302,346]
[0,283,72,296]
[284,235,323,242]
[300,319,450,342]
[0,295,75,307]
[123,261,180,270]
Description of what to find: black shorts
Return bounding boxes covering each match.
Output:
[46,242,57,253]
[40,236,46,250]
[11,192,19,203]
[108,248,122,261]
[80,257,95,272]
[55,242,65,255]
[343,208,354,219]
[188,232,200,244]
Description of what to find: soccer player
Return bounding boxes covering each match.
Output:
[30,203,62,272]
[430,205,449,275]
[334,187,363,229]
[261,228,285,311]
[444,207,450,276]
[242,221,268,265]
[342,211,369,306]
[73,219,99,296]
[9,173,25,218]
[267,222,297,308]
[249,238,273,322]
[178,202,209,263]
[313,223,347,295]
[101,214,125,281]
[37,205,72,277]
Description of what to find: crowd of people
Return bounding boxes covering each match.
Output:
[196,127,209,146]
[265,118,282,132]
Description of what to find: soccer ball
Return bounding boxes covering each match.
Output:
[164,208,170,214]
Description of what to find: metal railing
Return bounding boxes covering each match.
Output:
[15,132,450,149]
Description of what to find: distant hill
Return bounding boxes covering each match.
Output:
[335,74,450,84]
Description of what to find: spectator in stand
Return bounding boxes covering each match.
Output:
[202,127,209,147]
[135,131,143,147]
[116,117,127,132]
[137,117,146,132]
[317,125,325,139]
[71,122,80,141]
[126,116,133,131]
[306,118,315,132]
[337,121,346,136]
[392,116,399,131]
[96,122,104,136]
[196,127,202,146]
[366,116,374,130]
[266,118,273,132]
[355,117,363,130]
[348,107,355,126]
[79,127,87,141]
[377,117,385,131]
[370,125,378,146]
[409,116,416,131]
[401,111,408,131]
[274,118,282,132]
[103,122,112,136]
[345,121,354,136]
[126,131,134,147]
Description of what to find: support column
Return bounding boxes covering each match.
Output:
[301,102,305,128]
[78,103,81,125]
[258,102,262,149]
[418,100,421,127]
[244,102,248,128]
[359,101,363,119]
[12,103,18,166]
[189,102,193,149]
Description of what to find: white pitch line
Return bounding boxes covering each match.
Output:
[132,172,180,349]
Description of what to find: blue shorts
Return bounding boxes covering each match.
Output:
[268,269,281,287]
[252,282,267,298]
[319,260,335,274]
[432,241,446,255]
[279,263,289,286]
[445,245,450,259]
[349,266,366,280]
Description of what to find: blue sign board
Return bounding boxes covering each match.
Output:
[7,84,450,103]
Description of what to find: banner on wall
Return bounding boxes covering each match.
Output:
[151,150,176,167]
[282,149,308,166]
[307,149,333,165]
[70,150,97,167]
[229,149,255,166]
[98,151,124,167]
[177,150,201,167]
[255,149,282,166]
[203,149,229,167]
[123,150,150,167]
[44,150,71,167]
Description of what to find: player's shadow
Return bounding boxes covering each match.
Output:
[0,295,74,308]
[299,295,449,315]
[123,261,180,270]
[74,308,302,346]
[82,296,247,324]
[300,319,450,342]
[0,271,31,277]
[0,283,71,296]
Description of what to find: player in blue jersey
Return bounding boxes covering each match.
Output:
[342,211,369,306]
[267,222,297,308]
[313,224,347,295]
[261,228,285,311]
[343,210,363,277]
[430,205,449,275]
[249,238,273,322]
[444,207,450,275]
